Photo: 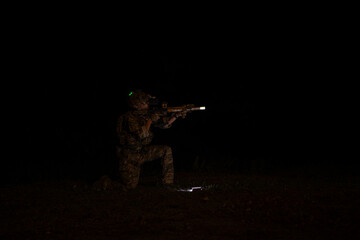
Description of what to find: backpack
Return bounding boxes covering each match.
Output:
[116,114,126,145]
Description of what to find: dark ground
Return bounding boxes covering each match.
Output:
[1,171,359,240]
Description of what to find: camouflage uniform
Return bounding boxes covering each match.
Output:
[116,109,174,190]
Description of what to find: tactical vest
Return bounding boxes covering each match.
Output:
[116,112,153,150]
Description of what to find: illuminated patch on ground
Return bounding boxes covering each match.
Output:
[177,186,202,192]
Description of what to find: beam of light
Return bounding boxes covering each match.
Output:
[178,186,202,192]
[200,106,206,110]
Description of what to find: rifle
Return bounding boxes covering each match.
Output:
[150,102,206,122]
[162,103,206,113]
[145,92,205,113]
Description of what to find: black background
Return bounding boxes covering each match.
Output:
[5,14,356,183]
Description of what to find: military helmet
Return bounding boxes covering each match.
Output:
[128,90,152,109]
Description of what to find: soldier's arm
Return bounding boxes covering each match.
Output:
[159,110,186,129]
[145,118,152,131]
[162,116,177,129]
[128,114,151,139]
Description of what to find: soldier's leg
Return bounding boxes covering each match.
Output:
[119,164,141,190]
[144,145,174,184]
[118,150,142,190]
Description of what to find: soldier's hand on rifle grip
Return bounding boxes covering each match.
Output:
[175,110,187,119]
[151,113,160,122]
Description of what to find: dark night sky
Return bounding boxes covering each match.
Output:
[6,18,356,182]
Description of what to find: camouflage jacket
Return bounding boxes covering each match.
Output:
[116,110,171,151]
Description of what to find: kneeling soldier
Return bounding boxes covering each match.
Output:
[116,90,186,190]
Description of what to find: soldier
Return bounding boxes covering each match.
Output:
[116,90,186,190]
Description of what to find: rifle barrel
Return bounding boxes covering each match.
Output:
[191,106,206,110]
[167,106,206,112]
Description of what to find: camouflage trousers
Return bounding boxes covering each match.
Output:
[117,145,174,190]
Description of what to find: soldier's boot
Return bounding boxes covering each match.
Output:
[93,175,127,191]
[111,180,128,192]
[93,175,112,191]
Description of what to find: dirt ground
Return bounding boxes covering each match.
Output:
[1,172,359,240]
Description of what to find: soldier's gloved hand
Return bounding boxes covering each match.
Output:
[151,113,160,122]
[175,110,187,119]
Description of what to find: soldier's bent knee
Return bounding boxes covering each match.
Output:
[126,182,138,190]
